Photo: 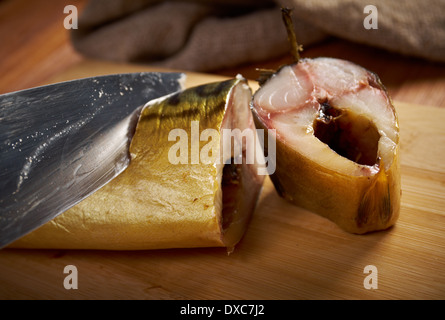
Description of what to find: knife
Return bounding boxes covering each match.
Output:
[0,72,184,248]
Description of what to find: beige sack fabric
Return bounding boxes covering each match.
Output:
[71,0,445,72]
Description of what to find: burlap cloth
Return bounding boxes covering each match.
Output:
[71,0,445,72]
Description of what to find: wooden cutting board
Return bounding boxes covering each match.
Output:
[1,60,444,300]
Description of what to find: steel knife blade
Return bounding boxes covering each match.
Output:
[0,72,184,248]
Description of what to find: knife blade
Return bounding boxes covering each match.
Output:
[0,72,184,248]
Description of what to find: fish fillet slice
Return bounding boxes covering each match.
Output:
[252,57,401,234]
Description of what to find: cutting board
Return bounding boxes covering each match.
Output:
[1,60,444,300]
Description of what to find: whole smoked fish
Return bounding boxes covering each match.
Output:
[12,77,265,250]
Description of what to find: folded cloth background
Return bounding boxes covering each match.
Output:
[71,0,445,72]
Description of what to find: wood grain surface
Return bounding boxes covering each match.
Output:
[1,0,445,301]
[0,62,444,300]
[0,0,87,95]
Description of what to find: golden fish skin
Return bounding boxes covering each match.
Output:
[11,77,264,250]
